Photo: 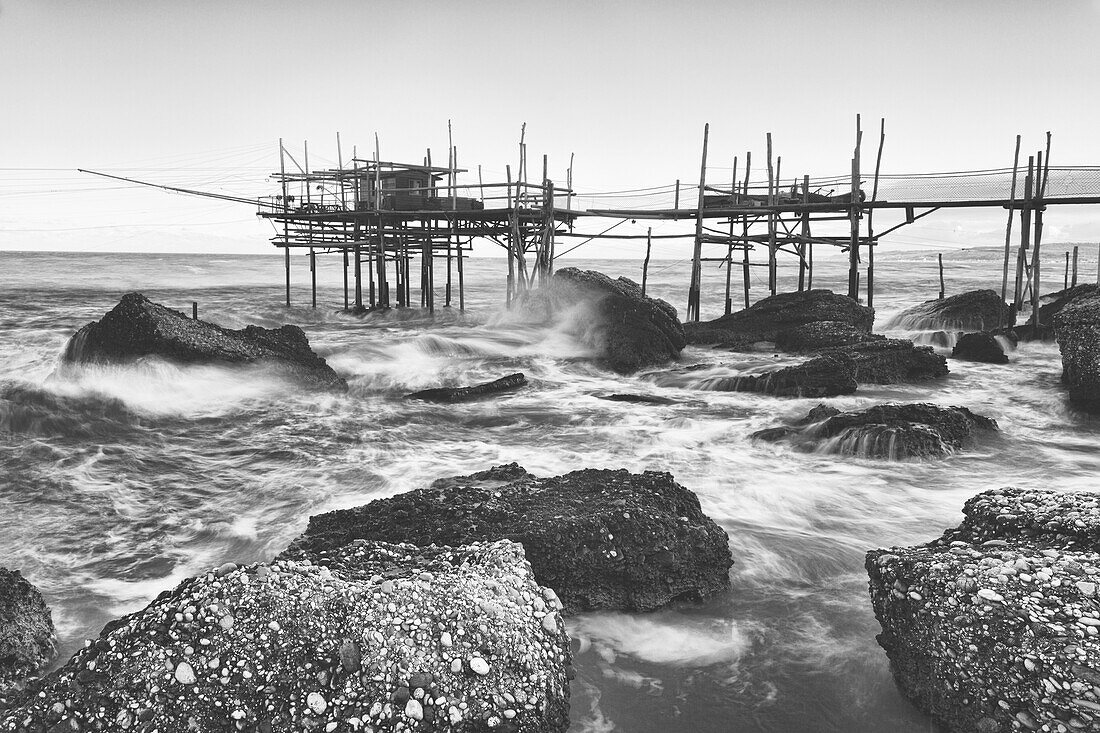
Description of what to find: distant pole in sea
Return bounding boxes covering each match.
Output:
[1072,245,1080,287]
[642,227,652,297]
[938,253,945,299]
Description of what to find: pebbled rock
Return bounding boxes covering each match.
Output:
[406,373,527,403]
[0,569,55,709]
[282,465,733,614]
[1038,283,1099,326]
[695,353,858,398]
[819,339,948,384]
[61,293,347,391]
[867,487,1100,733]
[884,289,1014,331]
[951,332,1009,364]
[1,541,571,733]
[517,268,685,373]
[685,289,874,351]
[754,403,998,459]
[1054,293,1100,411]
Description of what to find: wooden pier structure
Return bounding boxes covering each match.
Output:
[82,118,1100,326]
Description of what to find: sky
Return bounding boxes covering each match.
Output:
[3,0,1100,257]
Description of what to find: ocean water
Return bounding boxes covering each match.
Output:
[2,246,1099,732]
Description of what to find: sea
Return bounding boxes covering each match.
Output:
[2,246,1099,732]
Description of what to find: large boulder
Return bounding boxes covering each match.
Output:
[282,465,733,614]
[883,289,1014,331]
[1054,293,1100,411]
[694,353,858,398]
[818,339,948,384]
[951,332,1008,364]
[0,569,55,706]
[685,289,874,350]
[517,268,685,373]
[62,293,347,391]
[753,403,998,459]
[406,373,528,403]
[1,541,571,733]
[867,487,1100,733]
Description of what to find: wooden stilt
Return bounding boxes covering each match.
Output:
[724,156,737,314]
[766,133,777,295]
[192,302,198,320]
[847,114,863,301]
[1072,245,1080,287]
[284,248,291,307]
[310,247,317,308]
[506,165,515,306]
[1013,158,1035,311]
[687,123,709,322]
[1065,251,1071,290]
[742,152,751,309]
[354,239,363,310]
[343,249,349,310]
[674,179,680,211]
[1000,135,1022,313]
[867,118,885,309]
[799,174,809,291]
[1030,145,1048,327]
[642,227,652,297]
[938,253,945,299]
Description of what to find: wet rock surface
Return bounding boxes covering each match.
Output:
[884,289,1014,331]
[696,353,858,398]
[1054,292,1100,411]
[951,332,1009,364]
[685,289,874,351]
[406,373,528,403]
[283,465,733,614]
[868,487,1100,733]
[754,402,998,459]
[517,268,685,373]
[819,339,949,384]
[61,293,347,391]
[0,569,55,711]
[1,541,571,733]
[1039,284,1099,326]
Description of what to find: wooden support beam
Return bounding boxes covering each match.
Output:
[1073,244,1080,287]
[1013,157,1034,311]
[766,133,777,295]
[848,114,863,301]
[1000,135,1022,313]
[742,152,752,308]
[938,253,945,299]
[642,227,652,297]
[687,123,709,322]
[867,118,885,309]
[310,247,317,308]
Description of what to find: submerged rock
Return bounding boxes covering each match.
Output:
[406,373,528,403]
[819,339,948,384]
[685,289,874,351]
[754,403,997,459]
[867,487,1100,733]
[1054,292,1100,411]
[517,268,685,373]
[596,393,679,405]
[951,332,1009,364]
[283,466,733,614]
[1,541,571,733]
[62,293,347,391]
[884,289,1014,331]
[698,353,858,398]
[0,569,55,707]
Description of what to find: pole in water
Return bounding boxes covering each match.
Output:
[192,301,198,320]
[1072,245,1080,287]
[642,227,652,297]
[284,247,291,307]
[1065,252,1070,290]
[938,253,945,299]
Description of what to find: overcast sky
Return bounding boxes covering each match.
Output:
[3,0,1100,255]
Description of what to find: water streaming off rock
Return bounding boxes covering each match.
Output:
[2,248,1098,732]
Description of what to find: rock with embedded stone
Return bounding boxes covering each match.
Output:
[61,293,346,391]
[0,569,55,709]
[0,541,570,733]
[867,487,1100,733]
[884,289,1014,331]
[1054,292,1100,411]
[685,290,874,351]
[282,465,733,614]
[516,268,685,373]
[754,403,998,459]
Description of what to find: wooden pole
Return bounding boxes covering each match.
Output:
[742,152,752,308]
[848,114,863,301]
[505,164,515,306]
[1072,245,1080,288]
[354,238,363,310]
[867,118,885,310]
[938,253,945,299]
[1030,144,1048,327]
[1013,157,1034,311]
[1065,251,1071,290]
[192,301,198,320]
[343,248,349,310]
[1000,135,1022,310]
[687,123,710,322]
[674,179,680,212]
[284,248,291,308]
[724,156,737,314]
[766,133,776,295]
[1096,243,1100,285]
[310,247,317,308]
[279,139,290,307]
[642,227,652,297]
[799,174,809,291]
